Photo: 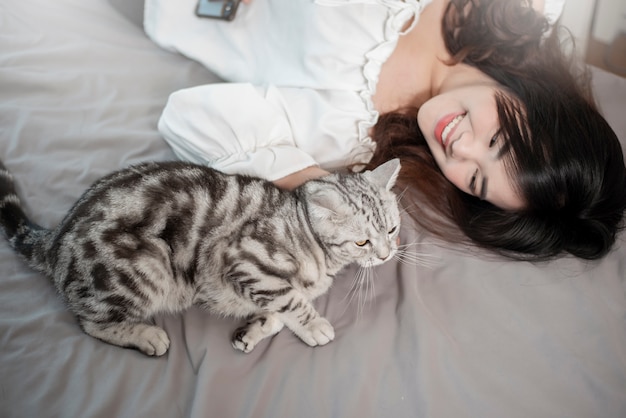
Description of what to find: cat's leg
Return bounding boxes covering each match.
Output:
[231,312,284,353]
[227,272,334,348]
[273,294,335,347]
[79,319,170,356]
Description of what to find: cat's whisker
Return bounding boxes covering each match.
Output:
[397,239,435,256]
[394,249,440,269]
[397,240,429,249]
[341,264,377,321]
[394,239,439,267]
[397,236,436,250]
[341,264,375,320]
[397,206,420,221]
[356,267,367,318]
[365,266,377,313]
[354,270,365,319]
[394,186,410,203]
[360,266,373,318]
[397,206,412,218]
[340,268,364,313]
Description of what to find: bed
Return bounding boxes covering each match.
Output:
[1,1,625,417]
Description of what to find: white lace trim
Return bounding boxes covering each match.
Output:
[315,0,428,161]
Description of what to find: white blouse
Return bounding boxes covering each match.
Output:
[144,0,565,181]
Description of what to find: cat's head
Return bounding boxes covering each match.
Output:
[304,159,402,268]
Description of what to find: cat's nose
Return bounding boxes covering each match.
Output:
[377,249,390,261]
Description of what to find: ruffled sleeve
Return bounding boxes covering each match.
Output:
[158,83,374,181]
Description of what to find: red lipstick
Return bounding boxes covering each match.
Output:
[434,113,464,149]
[434,114,457,146]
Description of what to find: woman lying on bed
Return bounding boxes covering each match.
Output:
[144,0,626,261]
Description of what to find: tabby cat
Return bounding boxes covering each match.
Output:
[0,158,401,356]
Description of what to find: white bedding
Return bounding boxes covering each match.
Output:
[1,1,625,417]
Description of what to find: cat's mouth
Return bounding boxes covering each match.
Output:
[362,249,397,267]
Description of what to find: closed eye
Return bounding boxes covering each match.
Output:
[469,169,478,193]
[469,170,488,200]
[388,226,397,235]
[489,132,499,148]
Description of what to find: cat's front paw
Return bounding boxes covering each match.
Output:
[138,326,171,356]
[231,314,285,353]
[232,327,256,353]
[297,317,335,347]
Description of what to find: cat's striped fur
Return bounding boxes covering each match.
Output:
[0,158,401,356]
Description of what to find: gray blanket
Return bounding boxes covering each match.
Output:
[1,1,625,417]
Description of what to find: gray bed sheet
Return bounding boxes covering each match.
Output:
[1,1,625,417]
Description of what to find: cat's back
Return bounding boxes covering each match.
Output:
[82,161,226,205]
[59,161,292,240]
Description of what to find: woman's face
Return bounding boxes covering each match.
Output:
[417,80,525,210]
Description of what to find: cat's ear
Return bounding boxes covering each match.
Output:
[306,186,350,224]
[365,158,401,191]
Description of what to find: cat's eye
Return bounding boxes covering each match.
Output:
[388,226,397,235]
[355,240,369,247]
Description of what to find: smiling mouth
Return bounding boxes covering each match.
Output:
[435,113,465,148]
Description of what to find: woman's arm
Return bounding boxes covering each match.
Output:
[273,166,330,190]
[157,82,368,186]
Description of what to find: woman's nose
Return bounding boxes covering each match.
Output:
[451,135,481,161]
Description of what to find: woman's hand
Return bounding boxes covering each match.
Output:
[273,166,330,190]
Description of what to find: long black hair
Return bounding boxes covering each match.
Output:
[369,0,626,260]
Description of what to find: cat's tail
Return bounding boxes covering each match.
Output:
[0,161,53,275]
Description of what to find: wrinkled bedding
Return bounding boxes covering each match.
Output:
[1,1,625,417]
